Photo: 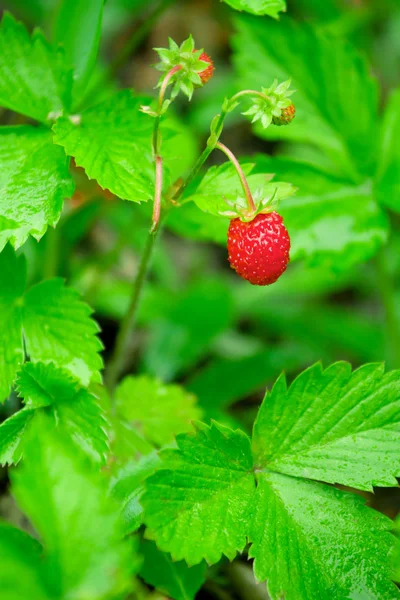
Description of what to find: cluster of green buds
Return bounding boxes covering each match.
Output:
[155,35,214,100]
[228,79,296,129]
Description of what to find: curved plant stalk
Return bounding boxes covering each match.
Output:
[215,141,256,213]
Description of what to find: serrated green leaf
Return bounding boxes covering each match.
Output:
[115,375,202,447]
[0,408,35,466]
[375,87,400,212]
[53,0,105,104]
[110,452,161,535]
[253,362,400,491]
[143,422,255,565]
[233,16,378,180]
[11,413,135,599]
[0,522,51,600]
[23,278,103,385]
[223,0,286,18]
[0,126,74,251]
[392,515,400,581]
[184,161,294,219]
[249,472,399,600]
[253,155,388,268]
[140,539,207,600]
[0,12,71,122]
[16,362,108,464]
[53,91,155,202]
[0,245,25,400]
[0,248,103,401]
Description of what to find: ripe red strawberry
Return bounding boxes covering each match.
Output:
[196,51,214,84]
[227,212,290,286]
[272,103,296,126]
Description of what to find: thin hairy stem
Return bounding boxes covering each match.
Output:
[216,141,256,212]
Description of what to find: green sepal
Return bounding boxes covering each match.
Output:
[241,79,295,129]
[154,35,211,100]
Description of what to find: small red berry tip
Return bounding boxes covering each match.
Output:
[272,104,296,126]
[194,50,214,84]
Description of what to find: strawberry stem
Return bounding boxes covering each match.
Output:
[216,141,256,213]
[152,64,182,231]
[230,89,272,104]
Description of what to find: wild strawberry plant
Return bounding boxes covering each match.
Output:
[1,0,400,599]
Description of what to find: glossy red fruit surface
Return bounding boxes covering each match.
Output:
[227,212,290,286]
[197,51,214,84]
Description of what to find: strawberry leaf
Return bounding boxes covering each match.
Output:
[142,421,255,565]
[140,539,207,600]
[53,0,105,105]
[0,13,71,122]
[0,523,51,600]
[0,408,35,466]
[143,362,400,597]
[184,161,295,220]
[249,472,398,600]
[115,375,202,447]
[0,246,103,401]
[222,0,286,18]
[0,126,74,251]
[0,246,25,400]
[110,452,161,535]
[23,278,103,386]
[253,362,400,491]
[53,91,155,202]
[11,413,135,599]
[15,362,109,464]
[375,87,400,212]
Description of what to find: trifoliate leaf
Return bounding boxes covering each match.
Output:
[53,91,155,202]
[233,16,378,180]
[375,87,400,212]
[0,126,74,251]
[115,375,202,447]
[143,362,400,597]
[0,522,51,600]
[253,362,400,491]
[183,161,295,220]
[142,421,255,565]
[253,155,388,269]
[15,362,108,464]
[23,278,103,385]
[11,413,135,600]
[0,408,35,466]
[222,0,286,18]
[140,539,207,600]
[249,472,399,600]
[0,12,71,122]
[110,452,161,535]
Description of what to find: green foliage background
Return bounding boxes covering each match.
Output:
[1,0,400,599]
